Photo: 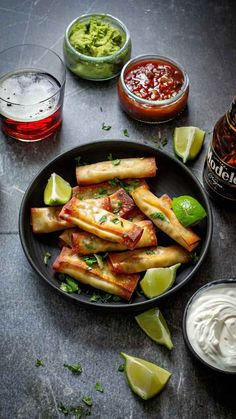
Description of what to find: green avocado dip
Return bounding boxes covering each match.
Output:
[69,17,125,57]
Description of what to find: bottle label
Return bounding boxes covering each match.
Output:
[204,145,236,201]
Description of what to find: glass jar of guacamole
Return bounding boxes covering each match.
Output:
[64,14,132,81]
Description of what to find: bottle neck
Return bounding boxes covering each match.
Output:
[226,97,236,132]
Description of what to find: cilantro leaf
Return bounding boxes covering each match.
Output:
[99,215,107,224]
[59,276,80,294]
[35,359,44,367]
[123,128,129,137]
[83,256,97,267]
[43,252,51,265]
[75,156,88,166]
[112,159,121,166]
[95,382,104,393]
[118,364,125,372]
[64,363,82,374]
[102,122,111,131]
[82,396,93,407]
[146,249,155,255]
[150,212,168,222]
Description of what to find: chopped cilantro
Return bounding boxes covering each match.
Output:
[89,291,121,303]
[102,122,111,131]
[191,252,200,264]
[83,256,97,267]
[64,362,82,374]
[107,153,113,161]
[146,249,155,255]
[118,364,125,372]
[112,201,123,214]
[107,154,120,166]
[95,187,107,197]
[150,133,168,149]
[82,397,93,407]
[123,128,129,137]
[90,293,101,302]
[59,276,80,294]
[58,403,90,418]
[112,159,121,166]
[43,252,51,265]
[150,212,167,222]
[95,382,104,393]
[99,215,107,224]
[111,218,120,224]
[112,295,121,302]
[108,178,120,186]
[35,359,44,367]
[75,156,88,166]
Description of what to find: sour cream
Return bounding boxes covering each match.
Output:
[186,283,236,372]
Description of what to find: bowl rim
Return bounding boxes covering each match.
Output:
[18,139,213,312]
[64,13,131,62]
[119,54,189,106]
[182,278,236,374]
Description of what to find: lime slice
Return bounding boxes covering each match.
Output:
[135,308,173,350]
[44,173,72,206]
[120,352,171,400]
[140,263,181,298]
[173,126,205,163]
[172,195,207,227]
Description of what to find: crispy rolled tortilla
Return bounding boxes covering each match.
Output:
[53,247,140,300]
[31,207,74,233]
[59,197,144,249]
[31,196,111,234]
[73,178,149,200]
[109,188,137,219]
[108,245,191,274]
[71,220,157,254]
[76,157,157,185]
[59,228,77,247]
[131,188,201,252]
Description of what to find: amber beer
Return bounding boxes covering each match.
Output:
[203,97,236,205]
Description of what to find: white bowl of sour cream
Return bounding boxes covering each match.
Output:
[183,279,236,374]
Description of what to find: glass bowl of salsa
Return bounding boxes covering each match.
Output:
[118,54,189,123]
[63,13,131,81]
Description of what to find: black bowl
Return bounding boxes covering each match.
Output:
[182,278,236,374]
[19,139,212,312]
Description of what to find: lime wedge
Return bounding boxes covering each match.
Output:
[172,195,207,227]
[135,308,173,350]
[120,352,171,400]
[173,126,205,163]
[44,173,72,206]
[140,263,181,298]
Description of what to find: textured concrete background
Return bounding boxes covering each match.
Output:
[0,0,236,418]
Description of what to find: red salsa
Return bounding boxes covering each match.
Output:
[118,56,189,123]
[124,60,184,101]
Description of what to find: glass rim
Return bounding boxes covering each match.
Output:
[0,44,66,106]
[65,13,131,62]
[120,54,189,106]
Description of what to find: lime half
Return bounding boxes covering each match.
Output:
[172,195,207,227]
[44,173,72,206]
[140,263,181,298]
[135,308,173,350]
[174,126,205,163]
[121,352,171,400]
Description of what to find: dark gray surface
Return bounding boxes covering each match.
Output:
[0,0,235,418]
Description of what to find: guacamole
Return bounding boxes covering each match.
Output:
[69,17,125,57]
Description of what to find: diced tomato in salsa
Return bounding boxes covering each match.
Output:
[124,60,184,101]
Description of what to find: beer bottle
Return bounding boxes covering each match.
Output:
[203,97,236,205]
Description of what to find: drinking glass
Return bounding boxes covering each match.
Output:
[0,44,66,142]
